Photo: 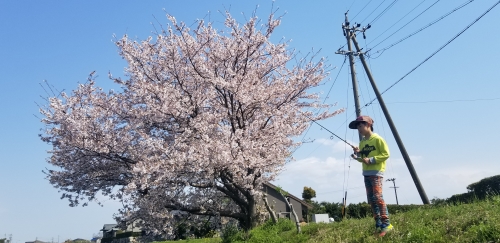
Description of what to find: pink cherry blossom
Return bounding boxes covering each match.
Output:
[40,12,343,238]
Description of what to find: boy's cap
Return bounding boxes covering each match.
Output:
[348,116,374,129]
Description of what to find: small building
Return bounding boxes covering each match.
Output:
[262,182,313,222]
[101,224,119,239]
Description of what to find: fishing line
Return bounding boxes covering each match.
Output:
[300,112,356,148]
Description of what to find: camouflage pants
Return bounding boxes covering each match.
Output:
[364,175,390,227]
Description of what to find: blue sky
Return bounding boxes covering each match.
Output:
[1,0,499,242]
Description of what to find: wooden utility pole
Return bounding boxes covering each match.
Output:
[342,12,362,142]
[386,178,399,205]
[337,12,430,205]
[338,12,365,218]
[351,34,430,204]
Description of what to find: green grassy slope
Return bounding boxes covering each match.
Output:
[162,196,500,243]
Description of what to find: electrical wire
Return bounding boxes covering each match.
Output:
[364,0,500,108]
[367,0,428,45]
[367,0,474,56]
[360,0,388,24]
[369,0,400,25]
[348,0,357,13]
[351,0,374,21]
[379,97,500,104]
[342,65,352,205]
[363,37,396,178]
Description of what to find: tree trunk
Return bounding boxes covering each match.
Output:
[288,199,301,234]
[263,194,277,223]
[278,194,301,233]
[239,194,258,231]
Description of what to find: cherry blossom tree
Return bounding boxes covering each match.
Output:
[40,12,342,237]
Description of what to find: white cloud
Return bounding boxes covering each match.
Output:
[274,155,366,203]
[389,155,423,166]
[275,152,500,207]
[315,138,356,154]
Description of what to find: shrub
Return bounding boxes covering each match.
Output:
[467,175,500,199]
[221,223,245,243]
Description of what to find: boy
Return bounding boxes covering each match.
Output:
[349,115,393,236]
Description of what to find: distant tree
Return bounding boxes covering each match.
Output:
[345,202,371,219]
[447,192,475,204]
[467,175,500,199]
[302,186,316,203]
[446,175,500,204]
[309,201,342,221]
[430,197,447,205]
[39,11,342,238]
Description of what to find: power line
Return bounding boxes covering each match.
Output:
[369,0,400,25]
[364,0,500,108]
[367,0,429,45]
[351,0,374,21]
[347,0,357,12]
[342,65,352,199]
[322,57,348,105]
[360,0,388,24]
[360,38,396,180]
[378,97,500,104]
[368,0,474,56]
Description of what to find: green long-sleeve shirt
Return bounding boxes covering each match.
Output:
[356,133,390,176]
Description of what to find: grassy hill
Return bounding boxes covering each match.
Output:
[161,196,500,242]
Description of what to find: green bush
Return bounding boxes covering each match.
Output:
[309,201,343,222]
[387,204,426,214]
[193,221,216,239]
[221,223,245,243]
[247,219,296,243]
[467,175,500,199]
[345,202,371,219]
[116,231,142,238]
[173,222,189,240]
[276,218,295,232]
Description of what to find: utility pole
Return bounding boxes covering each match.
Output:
[386,178,399,205]
[338,12,364,217]
[336,12,430,204]
[341,12,363,142]
[350,34,430,204]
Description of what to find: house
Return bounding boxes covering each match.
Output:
[98,183,312,238]
[101,224,120,239]
[100,221,144,241]
[262,182,313,223]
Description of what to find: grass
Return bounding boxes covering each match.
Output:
[159,196,500,242]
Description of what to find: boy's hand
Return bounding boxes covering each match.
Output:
[363,158,371,165]
[353,146,360,153]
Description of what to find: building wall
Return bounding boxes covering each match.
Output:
[260,184,307,223]
[288,197,304,222]
[262,184,288,215]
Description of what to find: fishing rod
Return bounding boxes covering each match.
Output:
[301,113,356,149]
